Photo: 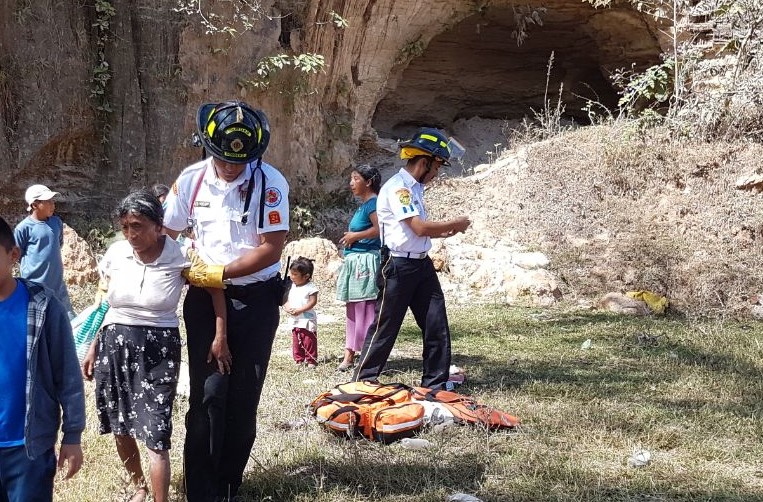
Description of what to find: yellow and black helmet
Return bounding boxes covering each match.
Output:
[399,128,452,166]
[195,101,270,164]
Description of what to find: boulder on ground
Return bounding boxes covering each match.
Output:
[735,172,763,193]
[62,225,98,286]
[436,235,562,306]
[283,237,343,285]
[598,292,650,316]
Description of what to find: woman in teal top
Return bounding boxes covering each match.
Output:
[336,165,382,371]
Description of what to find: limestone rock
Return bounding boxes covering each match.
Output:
[735,172,763,193]
[512,251,550,270]
[62,225,98,286]
[433,233,562,306]
[430,240,448,272]
[283,238,343,285]
[504,268,562,306]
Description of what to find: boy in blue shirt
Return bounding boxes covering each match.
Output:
[14,184,75,320]
[0,216,84,501]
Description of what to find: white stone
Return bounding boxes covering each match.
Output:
[751,305,763,320]
[512,251,550,270]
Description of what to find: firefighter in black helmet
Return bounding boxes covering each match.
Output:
[352,127,471,390]
[163,100,288,501]
[194,100,270,163]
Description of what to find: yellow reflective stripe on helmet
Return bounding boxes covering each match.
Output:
[419,134,439,143]
[205,107,217,137]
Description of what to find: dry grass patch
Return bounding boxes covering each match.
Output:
[53,294,763,501]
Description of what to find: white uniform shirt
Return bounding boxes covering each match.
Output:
[100,237,189,328]
[163,157,290,285]
[377,168,430,254]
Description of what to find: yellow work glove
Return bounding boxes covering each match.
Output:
[182,248,225,289]
[93,277,108,306]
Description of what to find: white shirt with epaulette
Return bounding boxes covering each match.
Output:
[164,157,289,285]
[377,168,430,254]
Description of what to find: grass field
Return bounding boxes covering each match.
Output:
[55,296,763,501]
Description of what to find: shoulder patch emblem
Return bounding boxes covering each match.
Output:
[395,188,412,206]
[172,182,178,195]
[264,187,282,207]
[268,211,281,224]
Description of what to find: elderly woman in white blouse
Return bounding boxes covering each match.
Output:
[82,189,188,502]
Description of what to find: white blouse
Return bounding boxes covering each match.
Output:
[100,237,190,328]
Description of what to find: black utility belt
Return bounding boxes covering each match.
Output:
[222,277,277,299]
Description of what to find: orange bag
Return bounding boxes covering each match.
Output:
[309,382,424,443]
[411,387,520,429]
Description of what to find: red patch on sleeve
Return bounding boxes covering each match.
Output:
[268,211,281,224]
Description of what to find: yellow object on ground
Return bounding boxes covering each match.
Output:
[625,290,668,314]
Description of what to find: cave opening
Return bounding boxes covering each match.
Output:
[370,4,664,166]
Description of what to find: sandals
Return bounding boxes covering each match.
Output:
[128,486,148,502]
[336,361,354,372]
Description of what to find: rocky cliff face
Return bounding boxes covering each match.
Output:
[0,0,190,220]
[0,0,665,225]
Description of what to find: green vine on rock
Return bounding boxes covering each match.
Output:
[395,38,424,65]
[329,11,349,29]
[91,0,115,143]
[173,0,265,36]
[239,52,326,92]
[313,10,349,29]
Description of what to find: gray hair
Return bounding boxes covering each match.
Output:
[115,189,164,227]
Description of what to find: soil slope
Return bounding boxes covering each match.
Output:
[423,124,763,315]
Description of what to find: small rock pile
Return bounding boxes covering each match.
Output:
[282,235,562,306]
[431,236,561,306]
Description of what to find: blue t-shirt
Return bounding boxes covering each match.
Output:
[344,198,381,256]
[0,279,29,446]
[14,215,73,316]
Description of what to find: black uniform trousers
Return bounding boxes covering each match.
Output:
[183,280,279,502]
[353,255,451,389]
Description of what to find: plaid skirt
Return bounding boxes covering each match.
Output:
[336,250,380,302]
[94,323,181,450]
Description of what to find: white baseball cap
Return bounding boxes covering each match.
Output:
[25,184,59,211]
